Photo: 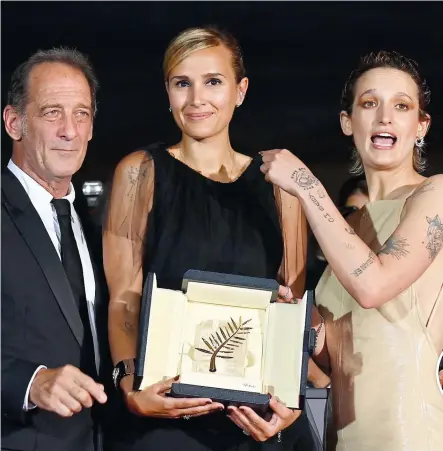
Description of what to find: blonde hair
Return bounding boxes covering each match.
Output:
[163,26,245,83]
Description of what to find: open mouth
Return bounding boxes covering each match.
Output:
[371,132,397,147]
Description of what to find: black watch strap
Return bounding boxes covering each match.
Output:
[112,359,136,389]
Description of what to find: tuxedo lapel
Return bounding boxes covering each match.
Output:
[2,169,84,346]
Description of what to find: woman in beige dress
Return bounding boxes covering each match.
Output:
[255,51,443,450]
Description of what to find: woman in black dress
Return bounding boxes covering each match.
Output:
[103,26,323,451]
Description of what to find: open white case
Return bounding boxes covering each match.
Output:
[134,270,314,415]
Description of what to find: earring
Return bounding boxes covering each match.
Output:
[415,136,425,148]
[236,92,244,107]
[169,106,172,112]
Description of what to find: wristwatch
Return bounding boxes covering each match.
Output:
[112,359,136,389]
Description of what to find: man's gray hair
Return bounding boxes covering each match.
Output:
[7,47,99,117]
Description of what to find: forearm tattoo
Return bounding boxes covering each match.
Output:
[345,227,356,235]
[351,251,376,277]
[317,188,326,199]
[291,167,319,190]
[124,320,136,337]
[377,234,410,259]
[309,194,335,222]
[426,215,443,259]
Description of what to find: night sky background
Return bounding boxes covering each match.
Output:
[2,1,443,197]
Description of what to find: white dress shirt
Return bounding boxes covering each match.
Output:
[7,160,100,411]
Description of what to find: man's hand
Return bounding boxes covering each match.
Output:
[126,376,225,419]
[29,365,107,417]
[227,396,302,442]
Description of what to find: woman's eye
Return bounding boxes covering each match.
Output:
[396,103,409,111]
[176,80,190,88]
[207,78,222,86]
[362,100,377,108]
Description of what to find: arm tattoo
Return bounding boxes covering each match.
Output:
[345,227,356,235]
[351,251,376,277]
[377,234,410,260]
[317,188,326,198]
[309,194,335,222]
[291,167,319,190]
[409,181,434,200]
[426,215,443,259]
[124,321,135,336]
[126,166,148,199]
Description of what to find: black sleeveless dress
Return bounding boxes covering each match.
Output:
[106,143,319,451]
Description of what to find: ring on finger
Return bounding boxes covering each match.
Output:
[183,414,192,420]
[282,286,291,299]
[242,429,250,436]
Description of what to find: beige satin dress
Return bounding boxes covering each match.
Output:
[316,196,443,451]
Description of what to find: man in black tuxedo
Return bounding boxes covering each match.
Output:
[1,48,109,451]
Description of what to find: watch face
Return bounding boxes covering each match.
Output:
[112,367,119,387]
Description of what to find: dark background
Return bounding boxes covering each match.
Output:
[2,1,443,196]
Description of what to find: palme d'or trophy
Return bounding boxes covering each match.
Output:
[134,270,316,416]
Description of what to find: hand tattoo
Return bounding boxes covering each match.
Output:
[377,235,410,260]
[351,251,376,277]
[426,215,443,259]
[291,168,319,190]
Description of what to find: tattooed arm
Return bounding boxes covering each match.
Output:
[103,151,154,393]
[261,149,443,308]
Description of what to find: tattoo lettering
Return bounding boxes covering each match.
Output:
[309,194,324,211]
[426,215,443,259]
[343,242,355,250]
[377,235,410,260]
[309,194,335,222]
[345,227,356,235]
[323,213,335,223]
[409,181,434,200]
[351,251,376,277]
[291,167,319,190]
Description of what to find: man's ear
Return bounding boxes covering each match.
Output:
[3,106,25,141]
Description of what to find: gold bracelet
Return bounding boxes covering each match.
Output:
[315,315,325,350]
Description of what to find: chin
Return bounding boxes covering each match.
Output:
[186,130,217,141]
[51,163,82,179]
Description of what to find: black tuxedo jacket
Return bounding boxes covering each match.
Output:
[1,168,113,451]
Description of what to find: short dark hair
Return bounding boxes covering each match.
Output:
[7,47,99,117]
[337,175,368,208]
[341,50,431,119]
[341,51,431,174]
